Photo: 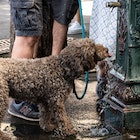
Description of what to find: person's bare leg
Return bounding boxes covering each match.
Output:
[10,35,40,110]
[74,8,81,24]
[51,20,68,55]
[11,36,40,58]
[33,37,40,58]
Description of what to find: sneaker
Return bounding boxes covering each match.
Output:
[68,21,86,35]
[8,101,39,121]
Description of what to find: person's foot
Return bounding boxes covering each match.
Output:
[68,21,86,35]
[8,100,39,121]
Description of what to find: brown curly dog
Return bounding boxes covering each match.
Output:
[0,38,110,139]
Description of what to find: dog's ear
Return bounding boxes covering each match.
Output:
[82,60,96,71]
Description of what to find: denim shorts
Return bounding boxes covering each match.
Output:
[10,0,79,36]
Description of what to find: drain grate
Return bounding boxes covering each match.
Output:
[0,37,76,55]
[0,39,10,54]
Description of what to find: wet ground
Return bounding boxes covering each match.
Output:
[1,74,140,140]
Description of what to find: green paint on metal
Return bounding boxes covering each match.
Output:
[115,0,140,94]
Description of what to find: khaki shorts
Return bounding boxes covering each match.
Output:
[10,0,79,36]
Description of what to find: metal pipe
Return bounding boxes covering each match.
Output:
[106,2,121,8]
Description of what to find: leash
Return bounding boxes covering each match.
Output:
[78,0,86,38]
[73,0,89,100]
[73,71,89,99]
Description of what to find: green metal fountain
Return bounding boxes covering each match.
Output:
[102,0,140,133]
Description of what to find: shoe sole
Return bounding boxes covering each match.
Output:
[8,108,39,122]
[68,32,82,35]
[68,30,86,35]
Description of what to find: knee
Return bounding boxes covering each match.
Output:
[25,36,40,47]
[14,36,40,48]
[12,36,40,58]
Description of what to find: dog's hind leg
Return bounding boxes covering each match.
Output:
[38,103,56,132]
[52,98,77,137]
[0,79,10,140]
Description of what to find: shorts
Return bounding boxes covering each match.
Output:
[10,0,79,36]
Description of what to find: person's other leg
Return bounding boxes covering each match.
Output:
[52,0,79,54]
[68,8,86,35]
[51,20,67,55]
[74,8,81,24]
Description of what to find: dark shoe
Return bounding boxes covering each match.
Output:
[8,101,39,121]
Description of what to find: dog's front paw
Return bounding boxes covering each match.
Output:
[66,128,77,136]
[46,123,56,132]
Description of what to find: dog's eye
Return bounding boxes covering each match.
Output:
[105,49,108,53]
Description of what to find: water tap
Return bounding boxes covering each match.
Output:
[106,2,121,11]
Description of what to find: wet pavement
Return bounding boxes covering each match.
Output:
[2,76,140,140]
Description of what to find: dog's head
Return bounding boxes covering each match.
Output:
[59,38,111,78]
[94,44,111,64]
[72,39,111,71]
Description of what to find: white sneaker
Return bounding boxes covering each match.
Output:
[68,21,86,35]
